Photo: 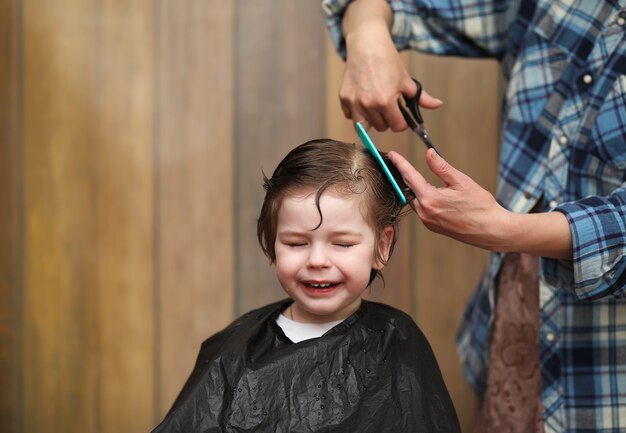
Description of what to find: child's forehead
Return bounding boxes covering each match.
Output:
[280,185,373,222]
[285,185,367,205]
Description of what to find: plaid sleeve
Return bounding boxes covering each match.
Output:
[542,187,626,301]
[322,0,520,60]
[321,0,352,60]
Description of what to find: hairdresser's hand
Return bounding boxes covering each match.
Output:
[388,149,573,259]
[389,149,510,250]
[341,0,442,132]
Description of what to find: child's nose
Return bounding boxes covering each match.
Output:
[306,244,330,268]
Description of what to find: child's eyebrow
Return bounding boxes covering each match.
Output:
[277,229,363,237]
[276,230,306,236]
[329,230,363,237]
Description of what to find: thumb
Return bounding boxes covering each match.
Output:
[426,149,462,187]
[419,89,443,109]
[400,78,443,109]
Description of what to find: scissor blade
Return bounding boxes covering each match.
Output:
[412,124,442,156]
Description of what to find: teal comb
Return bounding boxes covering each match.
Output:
[356,122,407,205]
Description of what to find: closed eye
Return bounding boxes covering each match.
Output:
[333,243,354,248]
[285,242,306,247]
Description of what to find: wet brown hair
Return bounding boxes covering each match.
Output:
[257,138,414,285]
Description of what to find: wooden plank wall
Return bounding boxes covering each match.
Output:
[1,1,500,432]
[156,0,235,417]
[22,3,100,430]
[0,1,21,432]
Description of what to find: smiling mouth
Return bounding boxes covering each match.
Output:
[305,282,337,289]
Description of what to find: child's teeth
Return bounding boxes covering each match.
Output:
[311,283,331,288]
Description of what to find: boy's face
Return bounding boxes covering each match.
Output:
[274,188,393,323]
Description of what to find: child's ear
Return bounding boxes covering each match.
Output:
[373,226,395,270]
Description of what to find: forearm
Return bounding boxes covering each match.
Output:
[336,0,424,131]
[342,0,392,41]
[342,0,396,71]
[388,149,573,260]
[501,211,572,260]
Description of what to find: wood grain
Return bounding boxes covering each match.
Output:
[235,1,327,314]
[0,1,21,432]
[94,1,155,431]
[22,3,100,431]
[156,0,235,419]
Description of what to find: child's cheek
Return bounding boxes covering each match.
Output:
[275,248,304,274]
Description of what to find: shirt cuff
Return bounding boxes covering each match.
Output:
[322,0,417,60]
[322,0,353,60]
[542,198,626,301]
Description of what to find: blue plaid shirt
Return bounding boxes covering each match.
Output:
[324,1,626,431]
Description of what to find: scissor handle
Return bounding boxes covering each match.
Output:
[401,78,424,124]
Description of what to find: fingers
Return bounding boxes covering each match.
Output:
[418,89,444,109]
[355,118,370,131]
[380,78,418,132]
[344,95,399,132]
[340,85,443,132]
[340,100,352,120]
[387,151,431,199]
[380,102,410,132]
[344,93,411,132]
[425,148,467,188]
[361,108,387,132]
[399,76,443,109]
[341,90,390,132]
[338,62,416,132]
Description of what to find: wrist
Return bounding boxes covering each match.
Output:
[344,21,394,61]
[497,211,573,259]
[488,207,519,252]
[343,0,392,40]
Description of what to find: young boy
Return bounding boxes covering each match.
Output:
[152,139,460,432]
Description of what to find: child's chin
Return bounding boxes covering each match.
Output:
[297,300,358,323]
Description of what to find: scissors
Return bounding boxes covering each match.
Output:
[397,78,442,156]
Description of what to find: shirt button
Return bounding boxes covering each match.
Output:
[618,16,626,26]
[549,200,558,209]
[558,135,568,146]
[546,332,556,342]
[582,74,593,84]
[523,191,532,199]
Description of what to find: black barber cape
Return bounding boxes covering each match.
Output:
[152,299,460,433]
